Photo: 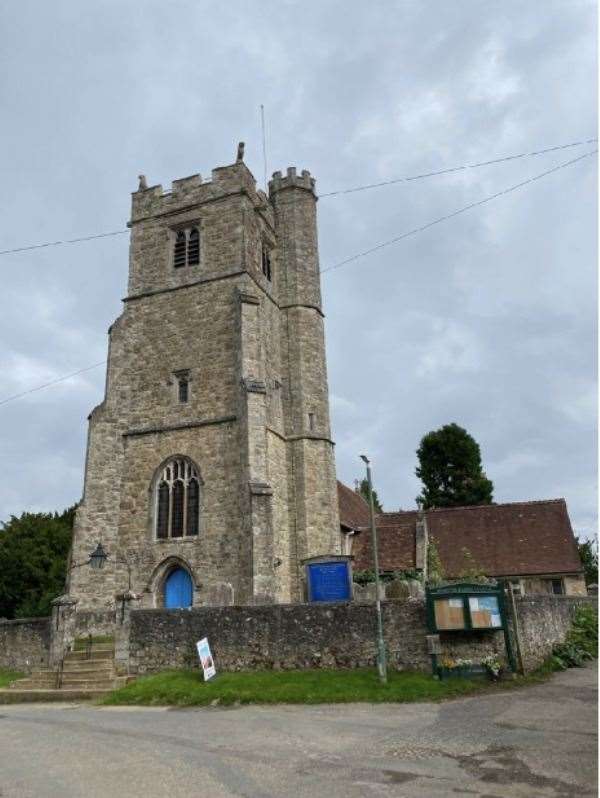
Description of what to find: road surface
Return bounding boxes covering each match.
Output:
[0,663,596,797]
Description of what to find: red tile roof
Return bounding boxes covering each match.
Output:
[337,480,371,531]
[351,499,583,577]
[356,511,418,571]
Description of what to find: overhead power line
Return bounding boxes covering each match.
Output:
[321,148,597,274]
[319,137,598,198]
[0,229,128,257]
[0,361,106,407]
[0,146,595,409]
[0,137,596,257]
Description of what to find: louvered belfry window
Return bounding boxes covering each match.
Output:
[174,231,187,268]
[154,458,201,538]
[173,227,200,268]
[188,227,200,265]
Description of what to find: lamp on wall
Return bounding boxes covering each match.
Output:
[88,542,108,570]
[69,542,131,590]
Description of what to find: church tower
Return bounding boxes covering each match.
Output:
[67,147,340,613]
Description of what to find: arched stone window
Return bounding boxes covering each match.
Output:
[154,457,201,539]
[173,226,200,268]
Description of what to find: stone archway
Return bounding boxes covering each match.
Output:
[146,556,199,608]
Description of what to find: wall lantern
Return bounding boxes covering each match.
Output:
[88,542,108,571]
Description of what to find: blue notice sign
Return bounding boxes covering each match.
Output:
[307,561,351,602]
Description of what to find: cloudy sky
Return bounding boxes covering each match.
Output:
[0,1,597,539]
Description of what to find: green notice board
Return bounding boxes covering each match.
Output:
[425,581,516,675]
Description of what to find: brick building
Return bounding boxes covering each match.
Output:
[67,148,340,613]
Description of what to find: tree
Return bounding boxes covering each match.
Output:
[416,422,494,509]
[0,506,76,619]
[358,478,383,512]
[576,536,598,586]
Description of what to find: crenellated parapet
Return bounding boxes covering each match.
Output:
[269,167,316,198]
[130,161,263,224]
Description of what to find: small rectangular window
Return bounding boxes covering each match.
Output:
[178,377,189,403]
[262,246,272,281]
[308,412,315,431]
[551,579,564,595]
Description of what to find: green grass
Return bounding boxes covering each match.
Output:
[100,667,539,707]
[0,669,24,688]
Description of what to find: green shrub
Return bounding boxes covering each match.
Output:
[550,604,598,670]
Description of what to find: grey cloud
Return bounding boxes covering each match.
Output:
[0,0,596,539]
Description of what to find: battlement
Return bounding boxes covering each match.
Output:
[130,159,260,223]
[269,167,316,197]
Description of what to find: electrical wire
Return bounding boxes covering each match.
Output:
[321,148,597,274]
[0,361,106,407]
[318,138,597,197]
[0,229,128,257]
[0,146,595,408]
[0,137,595,257]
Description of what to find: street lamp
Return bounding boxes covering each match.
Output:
[360,454,388,685]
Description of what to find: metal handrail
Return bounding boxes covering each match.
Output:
[55,657,64,689]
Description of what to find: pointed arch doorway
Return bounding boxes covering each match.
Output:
[164,567,193,609]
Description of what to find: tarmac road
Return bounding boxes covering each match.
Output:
[0,662,596,797]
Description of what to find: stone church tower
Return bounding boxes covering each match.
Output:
[67,148,340,613]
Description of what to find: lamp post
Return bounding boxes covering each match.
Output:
[360,454,388,685]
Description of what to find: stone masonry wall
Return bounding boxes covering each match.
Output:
[119,594,596,676]
[514,594,595,671]
[0,618,51,672]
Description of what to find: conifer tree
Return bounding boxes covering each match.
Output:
[416,423,493,509]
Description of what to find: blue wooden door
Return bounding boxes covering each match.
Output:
[164,568,193,609]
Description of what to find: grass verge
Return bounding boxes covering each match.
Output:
[0,669,24,688]
[100,667,547,708]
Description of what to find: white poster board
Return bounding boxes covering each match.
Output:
[196,637,216,681]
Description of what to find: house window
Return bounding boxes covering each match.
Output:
[173,226,200,268]
[261,245,272,281]
[308,412,315,431]
[551,578,564,595]
[154,457,200,539]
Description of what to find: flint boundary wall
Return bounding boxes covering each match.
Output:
[0,618,51,672]
[2,595,595,675]
[119,595,596,676]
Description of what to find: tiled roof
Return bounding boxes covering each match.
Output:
[353,510,419,571]
[351,499,583,577]
[337,480,371,531]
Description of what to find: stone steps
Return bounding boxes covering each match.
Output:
[8,638,119,698]
[0,688,113,704]
[61,660,114,673]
